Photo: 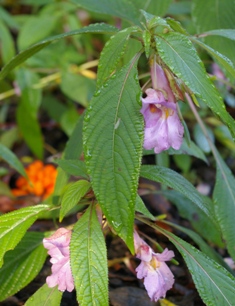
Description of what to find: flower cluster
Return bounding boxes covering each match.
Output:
[43,228,74,292]
[141,62,184,154]
[12,160,57,198]
[134,231,175,302]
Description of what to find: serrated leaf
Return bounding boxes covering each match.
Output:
[55,159,88,178]
[0,232,47,301]
[0,204,50,267]
[0,23,118,80]
[70,205,108,306]
[155,32,235,139]
[191,37,235,79]
[83,55,144,251]
[71,0,140,25]
[213,149,235,260]
[140,165,219,229]
[97,27,137,88]
[60,180,91,221]
[163,220,231,273]
[25,284,62,306]
[163,190,223,247]
[0,143,26,177]
[143,30,151,58]
[135,195,155,220]
[157,227,235,306]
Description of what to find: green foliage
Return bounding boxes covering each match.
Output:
[162,229,235,306]
[60,180,91,221]
[0,23,118,80]
[25,284,62,306]
[155,32,235,140]
[0,232,47,301]
[70,205,108,306]
[83,56,144,251]
[0,143,26,177]
[0,205,50,268]
[192,0,235,79]
[55,159,88,178]
[213,150,235,261]
[0,20,15,64]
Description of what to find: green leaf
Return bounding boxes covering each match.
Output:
[156,32,235,139]
[191,37,235,79]
[71,0,140,25]
[25,284,62,306]
[201,29,235,41]
[55,159,88,178]
[0,143,26,177]
[158,227,235,306]
[70,205,108,306]
[97,27,137,88]
[192,0,235,79]
[140,165,218,228]
[60,180,91,221]
[0,20,15,64]
[168,138,207,163]
[61,71,96,107]
[0,232,47,301]
[135,195,155,220]
[17,16,59,50]
[16,69,43,158]
[213,149,235,260]
[0,23,118,80]
[135,0,173,18]
[83,55,144,251]
[163,190,223,247]
[0,204,50,268]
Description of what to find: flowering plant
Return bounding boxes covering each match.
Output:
[0,1,235,305]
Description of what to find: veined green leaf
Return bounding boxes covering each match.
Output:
[83,54,144,251]
[213,149,235,261]
[60,180,91,221]
[140,165,219,229]
[0,232,47,301]
[70,205,108,306]
[157,227,235,306]
[71,0,140,25]
[97,27,138,88]
[156,32,235,139]
[0,23,118,80]
[135,0,173,18]
[25,284,62,306]
[191,37,235,79]
[0,143,26,177]
[0,204,50,268]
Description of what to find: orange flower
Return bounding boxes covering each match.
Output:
[11,161,57,199]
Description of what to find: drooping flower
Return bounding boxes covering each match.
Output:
[43,228,74,292]
[134,231,175,302]
[141,62,184,154]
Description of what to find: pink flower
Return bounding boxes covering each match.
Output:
[43,228,74,292]
[134,231,175,302]
[141,63,184,153]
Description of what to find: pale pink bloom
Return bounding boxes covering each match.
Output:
[134,231,175,302]
[141,63,184,154]
[43,228,74,292]
[141,88,184,153]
